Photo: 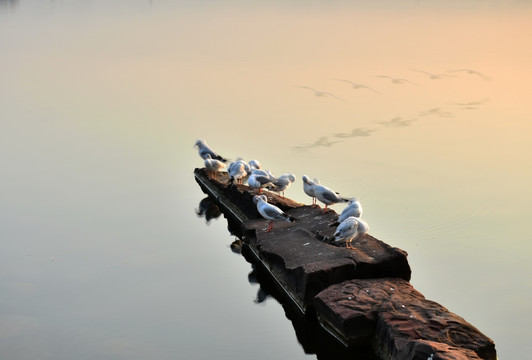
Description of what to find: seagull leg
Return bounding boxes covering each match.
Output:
[323,204,329,213]
[265,221,273,232]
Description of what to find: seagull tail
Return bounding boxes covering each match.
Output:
[216,154,229,163]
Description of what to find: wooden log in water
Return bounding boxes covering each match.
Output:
[193,168,497,360]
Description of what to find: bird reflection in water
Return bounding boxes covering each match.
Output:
[294,85,347,103]
[377,116,418,128]
[292,136,343,151]
[333,79,381,94]
[0,0,18,10]
[374,75,417,85]
[195,197,222,224]
[418,107,453,118]
[410,68,454,80]
[448,68,492,81]
[248,269,272,304]
[333,127,376,138]
[450,97,490,110]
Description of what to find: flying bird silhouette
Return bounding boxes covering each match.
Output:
[374,75,416,85]
[294,86,346,102]
[333,79,381,94]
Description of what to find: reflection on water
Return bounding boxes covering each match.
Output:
[377,116,418,128]
[334,79,381,94]
[0,0,18,9]
[243,253,378,360]
[374,75,417,85]
[195,197,222,224]
[293,85,347,103]
[1,1,532,359]
[333,127,376,139]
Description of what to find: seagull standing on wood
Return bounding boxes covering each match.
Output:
[248,170,275,194]
[227,158,249,184]
[248,159,262,171]
[203,154,226,180]
[313,183,349,213]
[302,175,320,207]
[269,173,296,198]
[330,198,363,226]
[194,139,228,162]
[333,216,369,248]
[253,195,295,232]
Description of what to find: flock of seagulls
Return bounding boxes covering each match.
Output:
[195,139,369,246]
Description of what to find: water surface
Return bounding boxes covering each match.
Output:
[1,1,531,359]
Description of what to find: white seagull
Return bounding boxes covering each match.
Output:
[194,139,228,162]
[204,154,226,180]
[269,173,296,198]
[302,175,320,207]
[313,183,349,213]
[248,170,275,194]
[330,198,363,226]
[228,160,248,184]
[248,159,262,171]
[253,195,295,232]
[333,216,369,248]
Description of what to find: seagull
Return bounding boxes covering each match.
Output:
[194,139,228,162]
[248,169,275,194]
[253,195,295,232]
[313,183,349,213]
[248,159,262,171]
[448,69,492,81]
[268,173,296,198]
[294,86,346,102]
[204,154,226,180]
[333,79,381,94]
[410,68,454,80]
[374,75,416,85]
[302,175,320,207]
[333,216,369,248]
[227,160,248,184]
[330,198,363,226]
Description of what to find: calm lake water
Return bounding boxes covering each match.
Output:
[1,1,531,359]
